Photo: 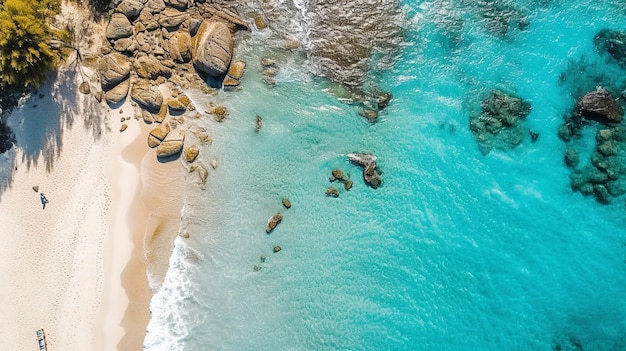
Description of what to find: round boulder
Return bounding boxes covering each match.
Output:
[106,13,133,40]
[193,21,233,77]
[99,52,132,91]
[131,80,163,113]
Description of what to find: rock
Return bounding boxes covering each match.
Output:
[106,13,133,40]
[326,187,339,197]
[228,61,245,79]
[148,123,170,148]
[211,159,218,169]
[190,162,209,184]
[113,38,135,52]
[184,145,199,162]
[347,153,382,188]
[193,21,233,77]
[131,80,163,113]
[99,53,131,91]
[331,169,344,181]
[594,29,626,66]
[359,108,378,122]
[158,7,188,28]
[564,148,579,168]
[376,92,392,109]
[78,81,91,95]
[254,15,266,30]
[266,213,283,233]
[284,38,300,50]
[577,87,622,123]
[273,245,281,253]
[596,128,614,142]
[260,254,267,262]
[593,184,611,204]
[187,18,202,36]
[133,56,171,80]
[116,0,143,18]
[529,131,539,142]
[177,94,191,108]
[145,0,166,13]
[207,104,228,121]
[142,110,154,124]
[169,31,193,63]
[180,230,190,238]
[282,198,291,209]
[154,103,168,123]
[344,180,353,190]
[261,58,275,67]
[164,0,188,10]
[32,185,39,192]
[255,114,263,132]
[138,8,159,30]
[120,123,128,132]
[167,98,187,112]
[156,130,185,157]
[104,78,130,104]
[597,141,617,156]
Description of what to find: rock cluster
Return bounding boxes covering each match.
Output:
[358,91,392,123]
[594,29,626,67]
[469,89,531,155]
[328,168,353,193]
[347,153,381,188]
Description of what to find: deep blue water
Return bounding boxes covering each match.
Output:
[145,1,626,350]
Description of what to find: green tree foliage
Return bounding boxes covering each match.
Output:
[0,0,68,87]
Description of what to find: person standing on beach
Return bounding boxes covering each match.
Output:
[40,193,49,209]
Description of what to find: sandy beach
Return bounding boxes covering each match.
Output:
[0,64,167,349]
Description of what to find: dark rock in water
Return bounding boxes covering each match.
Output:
[347,153,381,188]
[376,92,392,109]
[255,114,263,132]
[594,184,611,204]
[344,179,353,190]
[266,213,283,233]
[282,198,291,209]
[594,29,626,66]
[253,265,261,272]
[273,245,281,253]
[576,87,622,123]
[260,254,267,262]
[469,89,531,154]
[529,130,539,142]
[331,169,344,181]
[359,108,378,122]
[326,187,339,197]
[564,148,579,168]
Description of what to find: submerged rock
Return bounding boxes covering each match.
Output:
[576,87,622,123]
[282,198,291,209]
[266,213,283,233]
[325,187,339,197]
[469,89,531,154]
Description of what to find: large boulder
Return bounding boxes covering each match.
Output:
[157,8,188,28]
[193,21,233,77]
[116,0,143,18]
[266,213,283,233]
[138,9,159,31]
[347,153,381,188]
[156,130,185,157]
[104,78,130,104]
[134,56,171,79]
[131,80,163,113]
[164,0,188,10]
[169,31,193,63]
[145,0,166,13]
[106,13,133,40]
[577,87,622,123]
[99,53,132,91]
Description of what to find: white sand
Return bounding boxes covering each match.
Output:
[0,66,153,350]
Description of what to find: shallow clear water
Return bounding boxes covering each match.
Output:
[145,1,626,350]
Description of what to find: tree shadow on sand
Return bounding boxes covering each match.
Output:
[0,66,108,201]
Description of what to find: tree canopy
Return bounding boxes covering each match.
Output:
[0,0,68,87]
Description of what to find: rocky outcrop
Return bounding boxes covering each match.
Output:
[116,0,143,18]
[266,213,283,233]
[576,87,622,123]
[156,129,185,157]
[347,153,381,188]
[594,29,626,67]
[131,80,163,112]
[193,21,233,77]
[469,89,531,155]
[106,13,133,40]
[223,61,245,88]
[99,53,132,91]
[104,78,130,104]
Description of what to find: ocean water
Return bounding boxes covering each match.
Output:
[145,1,626,350]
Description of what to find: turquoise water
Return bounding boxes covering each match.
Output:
[145,1,626,350]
